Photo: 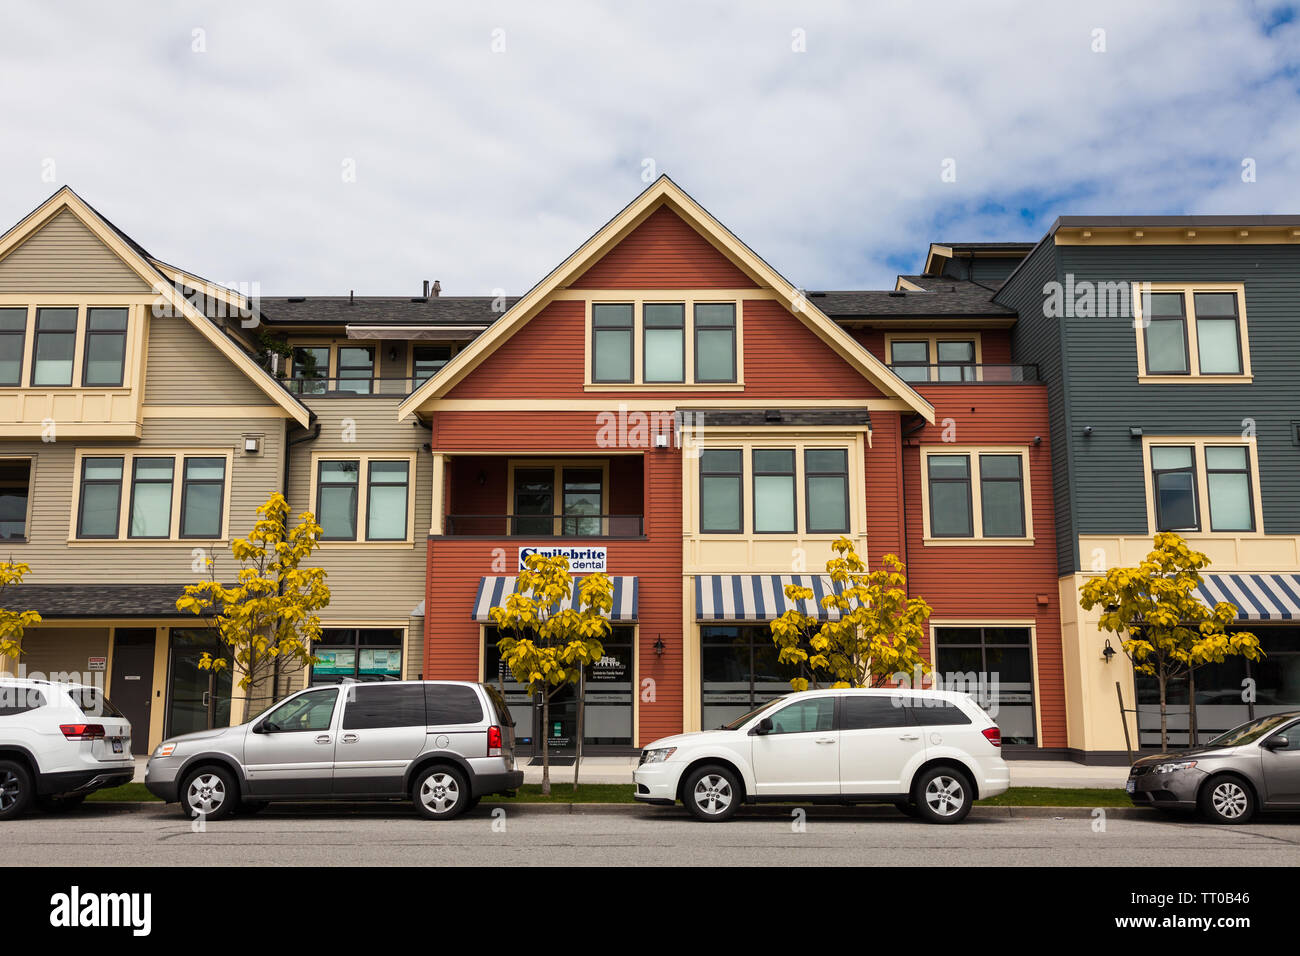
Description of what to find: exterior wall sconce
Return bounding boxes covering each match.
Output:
[1129,426,1143,438]
[1082,425,1094,437]
[654,636,666,657]
[1102,638,1116,663]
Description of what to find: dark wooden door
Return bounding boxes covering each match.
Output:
[110,629,156,755]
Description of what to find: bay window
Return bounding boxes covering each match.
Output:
[752,448,796,533]
[805,449,850,533]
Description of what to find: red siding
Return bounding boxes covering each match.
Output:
[571,205,758,289]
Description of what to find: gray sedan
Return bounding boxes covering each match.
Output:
[1127,711,1300,824]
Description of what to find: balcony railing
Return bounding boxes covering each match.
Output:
[281,376,430,397]
[888,363,1040,384]
[444,514,645,538]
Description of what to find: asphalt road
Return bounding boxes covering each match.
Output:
[6,803,1300,866]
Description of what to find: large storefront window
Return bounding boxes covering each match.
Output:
[167,628,232,737]
[701,625,805,729]
[483,625,634,751]
[311,628,404,684]
[933,626,1036,745]
[1136,626,1300,748]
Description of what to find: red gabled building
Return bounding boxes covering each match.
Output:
[398,177,1065,756]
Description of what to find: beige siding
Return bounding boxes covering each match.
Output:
[5,418,287,581]
[0,209,151,293]
[144,315,276,405]
[406,616,425,679]
[288,397,429,622]
[17,627,110,681]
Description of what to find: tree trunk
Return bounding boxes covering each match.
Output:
[1187,667,1198,746]
[541,690,551,796]
[574,670,585,792]
[1158,669,1169,752]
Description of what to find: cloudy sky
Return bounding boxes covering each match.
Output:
[1,1,1297,295]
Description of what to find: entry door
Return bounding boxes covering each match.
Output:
[243,687,341,797]
[749,696,839,796]
[110,629,156,755]
[1261,719,1300,806]
[166,628,232,736]
[838,695,927,795]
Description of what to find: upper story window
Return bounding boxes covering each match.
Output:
[589,300,740,387]
[412,345,453,385]
[1147,439,1258,534]
[0,459,32,541]
[698,444,853,536]
[336,346,375,394]
[73,450,229,542]
[291,346,330,394]
[922,447,1032,544]
[0,303,136,393]
[508,461,608,537]
[82,308,129,387]
[1134,284,1250,382]
[32,308,77,386]
[0,309,25,387]
[886,334,979,383]
[314,454,414,544]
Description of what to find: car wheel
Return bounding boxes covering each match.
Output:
[413,765,470,820]
[913,766,973,824]
[239,800,269,815]
[683,765,741,822]
[0,760,34,821]
[180,766,238,821]
[37,793,87,812]
[894,800,921,818]
[1199,775,1256,825]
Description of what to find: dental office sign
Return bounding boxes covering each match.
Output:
[519,546,607,572]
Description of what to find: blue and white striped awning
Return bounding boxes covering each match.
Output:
[472,576,638,623]
[696,574,854,621]
[1195,573,1300,621]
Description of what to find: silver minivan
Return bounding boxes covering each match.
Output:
[144,680,522,820]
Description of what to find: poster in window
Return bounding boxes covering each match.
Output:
[314,648,356,676]
[360,647,402,676]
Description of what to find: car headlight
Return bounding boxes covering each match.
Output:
[153,742,177,758]
[1153,760,1197,774]
[639,747,677,765]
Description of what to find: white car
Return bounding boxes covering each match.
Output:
[0,678,135,820]
[634,688,1009,823]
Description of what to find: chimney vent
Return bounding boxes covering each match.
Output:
[422,280,430,298]
[432,280,442,297]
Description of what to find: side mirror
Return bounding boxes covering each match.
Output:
[1263,736,1288,751]
[254,720,274,735]
[751,717,774,736]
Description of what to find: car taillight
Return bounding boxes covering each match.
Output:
[60,724,106,740]
[981,726,1001,748]
[488,725,503,756]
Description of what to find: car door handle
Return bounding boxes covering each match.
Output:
[315,734,332,744]
[815,737,836,744]
[899,734,920,741]
[342,734,359,743]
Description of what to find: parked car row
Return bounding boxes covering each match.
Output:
[3,677,1299,824]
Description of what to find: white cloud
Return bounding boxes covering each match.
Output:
[0,0,1296,293]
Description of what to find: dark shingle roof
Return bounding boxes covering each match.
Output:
[8,585,192,618]
[937,241,1036,252]
[679,408,871,427]
[809,284,1015,318]
[259,296,519,326]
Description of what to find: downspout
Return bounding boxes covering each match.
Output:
[900,413,928,596]
[277,419,321,699]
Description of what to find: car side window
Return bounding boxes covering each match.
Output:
[263,688,338,733]
[424,684,484,725]
[0,686,46,717]
[766,697,834,735]
[1268,721,1300,752]
[842,695,910,730]
[907,702,972,727]
[343,684,427,730]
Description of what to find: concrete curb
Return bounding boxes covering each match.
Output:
[87,800,1154,819]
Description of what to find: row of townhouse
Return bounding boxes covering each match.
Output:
[1,179,1297,764]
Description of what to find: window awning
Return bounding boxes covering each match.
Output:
[1195,573,1300,621]
[696,575,849,622]
[472,576,638,623]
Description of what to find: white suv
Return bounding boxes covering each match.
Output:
[634,688,1010,823]
[0,678,135,820]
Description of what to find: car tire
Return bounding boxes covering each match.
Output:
[412,765,470,820]
[0,759,34,821]
[37,793,87,812]
[912,766,974,824]
[1199,774,1256,825]
[179,765,238,821]
[894,800,921,818]
[683,764,741,822]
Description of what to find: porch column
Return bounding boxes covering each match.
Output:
[430,452,450,535]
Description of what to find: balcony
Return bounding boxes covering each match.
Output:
[445,514,645,537]
[888,363,1040,384]
[282,376,425,397]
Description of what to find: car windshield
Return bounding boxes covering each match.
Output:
[1207,714,1296,748]
[721,697,786,731]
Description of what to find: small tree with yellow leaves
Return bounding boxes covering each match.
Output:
[770,538,932,689]
[176,493,329,724]
[0,559,41,667]
[1079,531,1263,751]
[489,553,612,795]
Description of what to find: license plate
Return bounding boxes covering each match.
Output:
[112,738,124,754]
[1125,779,1135,794]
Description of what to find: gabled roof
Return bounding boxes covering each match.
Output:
[811,284,1015,318]
[396,176,935,423]
[259,295,518,326]
[0,187,311,426]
